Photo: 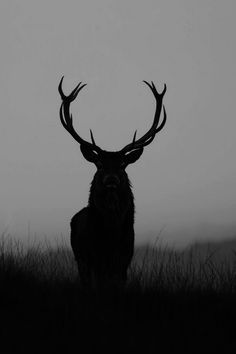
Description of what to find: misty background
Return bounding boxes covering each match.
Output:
[1,1,236,247]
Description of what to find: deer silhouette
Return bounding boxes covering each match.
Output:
[58,78,166,287]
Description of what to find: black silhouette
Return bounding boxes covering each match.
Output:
[58,78,166,286]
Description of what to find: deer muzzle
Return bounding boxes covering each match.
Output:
[103,174,120,189]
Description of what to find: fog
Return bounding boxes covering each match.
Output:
[1,1,236,247]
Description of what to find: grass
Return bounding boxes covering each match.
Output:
[1,235,236,353]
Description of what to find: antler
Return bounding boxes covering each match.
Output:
[120,81,167,154]
[58,77,102,153]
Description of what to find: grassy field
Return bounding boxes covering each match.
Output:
[0,235,236,353]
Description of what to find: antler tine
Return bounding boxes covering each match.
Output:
[134,106,167,148]
[58,76,87,101]
[120,81,166,154]
[59,77,102,153]
[90,129,96,146]
[132,130,137,144]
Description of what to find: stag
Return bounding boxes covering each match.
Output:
[58,78,166,287]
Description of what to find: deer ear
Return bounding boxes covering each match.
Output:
[123,148,144,166]
[80,145,99,164]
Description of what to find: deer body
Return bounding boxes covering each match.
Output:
[58,78,166,286]
[71,203,134,284]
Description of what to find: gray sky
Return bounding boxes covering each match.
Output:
[1,1,236,247]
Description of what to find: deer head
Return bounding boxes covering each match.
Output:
[58,77,166,191]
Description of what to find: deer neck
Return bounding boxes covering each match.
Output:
[88,185,134,229]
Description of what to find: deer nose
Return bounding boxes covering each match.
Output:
[103,174,120,188]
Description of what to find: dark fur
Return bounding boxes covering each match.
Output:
[70,151,140,287]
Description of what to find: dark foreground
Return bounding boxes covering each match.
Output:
[1,238,236,353]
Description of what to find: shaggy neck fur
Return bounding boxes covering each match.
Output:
[88,174,135,228]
